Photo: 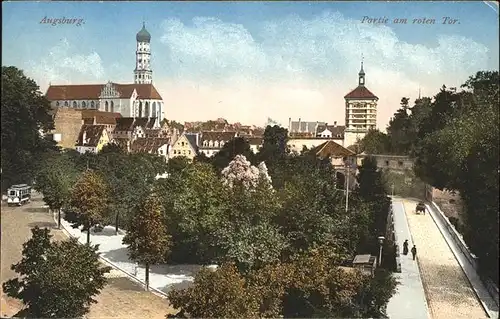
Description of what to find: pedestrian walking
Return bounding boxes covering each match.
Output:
[403,239,409,255]
[411,245,417,260]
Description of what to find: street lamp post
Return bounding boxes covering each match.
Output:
[377,236,385,267]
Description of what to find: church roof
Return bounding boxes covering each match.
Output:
[136,23,151,43]
[344,86,378,100]
[46,83,162,100]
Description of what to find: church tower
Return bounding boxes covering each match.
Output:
[134,22,152,84]
[343,59,378,148]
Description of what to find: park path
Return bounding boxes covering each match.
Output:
[401,199,488,319]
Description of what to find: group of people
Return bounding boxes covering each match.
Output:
[403,239,417,260]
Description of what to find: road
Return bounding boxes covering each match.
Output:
[1,193,175,318]
[399,199,488,319]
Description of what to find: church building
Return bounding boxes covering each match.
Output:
[45,23,164,124]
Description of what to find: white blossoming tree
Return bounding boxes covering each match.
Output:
[221,155,272,190]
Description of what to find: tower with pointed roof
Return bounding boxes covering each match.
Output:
[343,60,378,148]
[134,22,153,84]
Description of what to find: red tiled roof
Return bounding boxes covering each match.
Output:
[312,140,356,159]
[46,83,162,100]
[81,110,121,119]
[344,86,378,100]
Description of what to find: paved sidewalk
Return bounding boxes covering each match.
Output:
[60,217,202,295]
[387,200,430,319]
[402,199,488,319]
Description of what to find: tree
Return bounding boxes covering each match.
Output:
[2,227,111,318]
[257,125,289,164]
[162,162,225,264]
[1,66,57,191]
[355,156,391,255]
[221,155,271,190]
[168,263,261,318]
[34,151,80,228]
[123,192,171,291]
[411,71,499,283]
[210,137,256,172]
[359,129,391,154]
[386,97,413,155]
[69,170,110,244]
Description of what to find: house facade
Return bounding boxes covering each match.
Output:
[75,125,111,154]
[170,133,199,160]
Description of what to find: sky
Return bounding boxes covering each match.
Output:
[2,1,499,129]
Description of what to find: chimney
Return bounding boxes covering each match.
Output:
[288,117,292,132]
[82,131,87,145]
[333,121,337,127]
[306,122,309,133]
[315,121,319,136]
[298,118,302,133]
[196,133,199,146]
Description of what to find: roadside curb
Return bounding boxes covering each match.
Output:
[51,211,169,300]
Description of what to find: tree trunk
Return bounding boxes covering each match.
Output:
[57,208,62,229]
[115,212,119,235]
[86,222,91,245]
[145,263,150,291]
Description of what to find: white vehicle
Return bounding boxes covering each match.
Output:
[7,184,32,206]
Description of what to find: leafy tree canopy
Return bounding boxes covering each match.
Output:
[3,227,110,318]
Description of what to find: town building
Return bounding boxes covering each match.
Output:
[49,108,120,149]
[75,125,111,154]
[198,131,238,157]
[287,62,378,150]
[44,24,165,122]
[130,138,170,162]
[170,132,199,160]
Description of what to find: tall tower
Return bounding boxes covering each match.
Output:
[343,60,378,148]
[134,22,152,84]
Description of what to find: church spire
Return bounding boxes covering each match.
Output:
[358,55,365,86]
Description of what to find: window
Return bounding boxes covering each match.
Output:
[214,141,219,148]
[91,101,95,108]
[72,101,77,108]
[82,101,86,108]
[105,101,109,112]
[188,150,191,155]
[110,101,114,113]
[209,141,214,147]
[56,101,60,107]
[398,161,403,166]
[385,160,389,166]
[203,141,208,147]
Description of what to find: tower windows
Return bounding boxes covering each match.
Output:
[72,101,77,108]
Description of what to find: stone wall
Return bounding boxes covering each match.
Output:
[51,108,83,149]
